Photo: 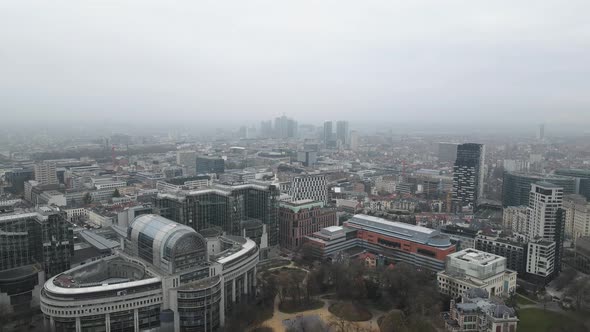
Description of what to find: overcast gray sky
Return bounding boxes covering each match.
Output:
[1,0,589,127]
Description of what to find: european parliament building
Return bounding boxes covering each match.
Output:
[40,214,259,332]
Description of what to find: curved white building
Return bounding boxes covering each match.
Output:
[41,214,259,332]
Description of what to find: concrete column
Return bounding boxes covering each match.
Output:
[49,316,55,332]
[243,273,248,295]
[253,266,257,287]
[75,317,81,332]
[105,313,111,332]
[219,281,226,327]
[134,308,139,331]
[232,278,236,302]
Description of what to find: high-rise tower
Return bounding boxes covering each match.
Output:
[525,182,564,281]
[452,143,485,212]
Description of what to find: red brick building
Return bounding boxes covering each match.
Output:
[305,214,456,271]
[279,200,337,250]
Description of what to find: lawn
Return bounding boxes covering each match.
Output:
[516,294,537,306]
[517,308,587,332]
[279,299,324,314]
[329,302,373,322]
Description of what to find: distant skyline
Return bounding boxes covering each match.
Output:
[1,1,589,126]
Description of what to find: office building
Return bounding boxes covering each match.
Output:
[502,172,575,207]
[475,235,527,275]
[279,200,336,250]
[34,162,59,186]
[452,143,485,212]
[555,168,590,200]
[562,195,590,239]
[443,288,518,332]
[537,123,545,140]
[4,168,34,194]
[41,214,259,332]
[349,130,359,151]
[440,225,478,251]
[176,150,197,176]
[154,182,280,247]
[573,236,590,274]
[305,214,456,271]
[437,249,517,299]
[438,142,459,163]
[0,206,73,315]
[336,120,349,146]
[296,150,318,167]
[573,199,590,239]
[282,174,328,204]
[502,206,528,234]
[196,156,225,175]
[273,115,297,139]
[323,121,333,147]
[503,159,530,173]
[260,120,273,138]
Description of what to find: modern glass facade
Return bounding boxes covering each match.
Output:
[128,214,208,274]
[196,156,225,174]
[155,184,280,246]
[502,172,575,207]
[555,169,590,200]
[0,210,72,278]
[41,215,260,332]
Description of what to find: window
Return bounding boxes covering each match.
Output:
[378,238,401,248]
[417,248,436,257]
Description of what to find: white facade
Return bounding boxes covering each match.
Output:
[573,199,590,239]
[24,180,39,202]
[502,206,527,234]
[526,183,563,242]
[39,191,67,207]
[526,240,556,277]
[285,174,328,204]
[437,249,517,299]
[34,162,59,186]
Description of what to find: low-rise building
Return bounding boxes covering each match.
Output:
[305,214,456,271]
[437,249,517,298]
[443,288,518,332]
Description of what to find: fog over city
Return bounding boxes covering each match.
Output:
[1,0,590,128]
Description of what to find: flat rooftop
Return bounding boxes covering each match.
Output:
[346,214,452,247]
[449,249,504,266]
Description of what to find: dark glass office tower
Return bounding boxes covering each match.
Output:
[555,168,590,200]
[196,156,225,174]
[0,207,73,316]
[154,183,280,246]
[502,172,576,207]
[323,121,333,147]
[452,143,485,212]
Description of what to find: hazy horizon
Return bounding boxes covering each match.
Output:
[1,0,589,127]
